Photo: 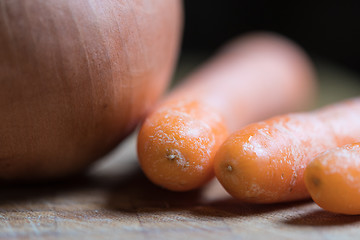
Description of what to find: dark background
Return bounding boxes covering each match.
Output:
[181,0,360,74]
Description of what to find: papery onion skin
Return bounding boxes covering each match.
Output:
[0,0,182,180]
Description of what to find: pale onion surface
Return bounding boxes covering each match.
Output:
[0,0,182,180]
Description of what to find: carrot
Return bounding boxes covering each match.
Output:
[137,32,316,191]
[305,142,360,215]
[214,98,360,203]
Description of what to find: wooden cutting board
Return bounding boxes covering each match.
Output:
[1,59,360,240]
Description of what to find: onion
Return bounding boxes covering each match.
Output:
[0,0,182,180]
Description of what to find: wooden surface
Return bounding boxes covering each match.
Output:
[1,59,360,239]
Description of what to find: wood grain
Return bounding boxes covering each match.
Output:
[1,133,360,240]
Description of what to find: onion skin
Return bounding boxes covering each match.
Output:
[0,0,182,180]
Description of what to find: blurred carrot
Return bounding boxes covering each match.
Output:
[305,142,360,215]
[137,32,316,191]
[215,98,360,203]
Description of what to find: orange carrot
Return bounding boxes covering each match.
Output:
[305,142,360,215]
[214,98,360,203]
[137,32,316,191]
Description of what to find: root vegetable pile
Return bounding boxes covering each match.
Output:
[3,0,359,217]
[137,33,316,191]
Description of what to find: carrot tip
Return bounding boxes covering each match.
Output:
[226,165,233,172]
[167,154,177,161]
[165,149,188,168]
[311,176,321,188]
[166,149,179,161]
